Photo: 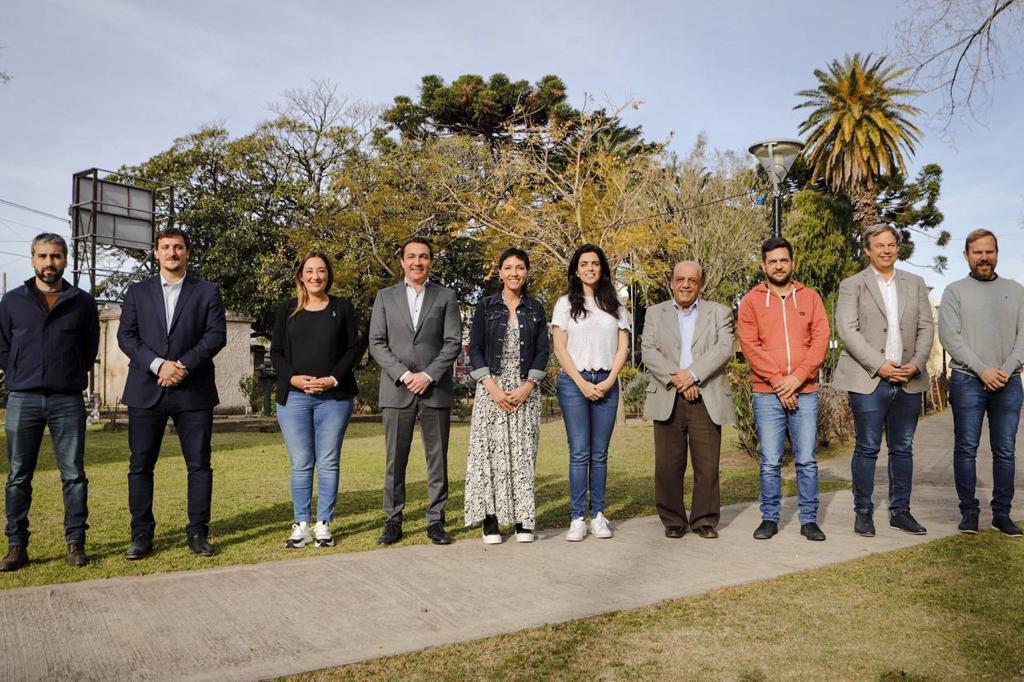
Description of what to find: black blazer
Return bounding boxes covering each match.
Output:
[117,274,227,410]
[270,296,360,405]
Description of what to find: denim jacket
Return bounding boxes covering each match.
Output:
[468,293,549,383]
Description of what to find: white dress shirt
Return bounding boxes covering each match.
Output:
[148,274,185,375]
[399,279,432,384]
[873,268,903,364]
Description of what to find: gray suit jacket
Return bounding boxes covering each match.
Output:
[368,281,462,409]
[831,267,934,395]
[642,298,736,426]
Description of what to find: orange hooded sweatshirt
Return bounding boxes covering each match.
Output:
[737,280,830,393]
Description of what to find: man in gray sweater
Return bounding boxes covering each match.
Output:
[938,229,1024,537]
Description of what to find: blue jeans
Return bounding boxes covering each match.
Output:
[950,371,1022,516]
[557,371,618,519]
[849,381,921,514]
[753,391,819,524]
[277,392,354,523]
[5,392,88,546]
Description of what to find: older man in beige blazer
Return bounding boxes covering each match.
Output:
[832,223,935,538]
[642,261,736,539]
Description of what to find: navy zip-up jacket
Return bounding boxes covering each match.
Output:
[0,278,100,394]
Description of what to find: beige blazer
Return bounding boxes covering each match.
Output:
[642,298,736,425]
[831,267,935,395]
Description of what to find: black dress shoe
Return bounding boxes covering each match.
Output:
[800,522,826,541]
[124,538,153,561]
[958,512,979,534]
[0,545,29,572]
[992,515,1023,537]
[694,525,719,539]
[427,522,453,545]
[889,510,927,535]
[378,520,403,545]
[664,526,686,539]
[187,533,216,557]
[753,520,778,540]
[66,543,89,568]
[854,511,876,537]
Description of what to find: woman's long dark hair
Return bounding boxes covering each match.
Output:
[567,243,620,322]
[291,250,335,316]
[497,247,530,298]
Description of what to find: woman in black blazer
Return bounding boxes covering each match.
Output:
[270,251,359,548]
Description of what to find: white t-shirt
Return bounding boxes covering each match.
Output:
[551,295,632,371]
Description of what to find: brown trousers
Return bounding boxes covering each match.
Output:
[654,393,722,529]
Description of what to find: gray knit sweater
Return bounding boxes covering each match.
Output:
[938,274,1024,377]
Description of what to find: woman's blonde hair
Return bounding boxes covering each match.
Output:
[291,250,334,316]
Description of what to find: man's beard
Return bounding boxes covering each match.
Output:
[767,272,791,287]
[970,260,996,280]
[35,266,64,285]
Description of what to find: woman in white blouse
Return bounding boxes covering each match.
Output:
[551,244,631,541]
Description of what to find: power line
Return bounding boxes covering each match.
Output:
[0,198,69,223]
[0,248,30,259]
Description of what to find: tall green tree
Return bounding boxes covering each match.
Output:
[795,53,923,226]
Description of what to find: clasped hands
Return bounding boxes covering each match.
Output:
[669,369,699,402]
[576,377,616,402]
[876,361,920,386]
[290,374,337,394]
[157,360,188,387]
[402,371,433,396]
[487,380,535,413]
[979,367,1010,392]
[771,374,804,410]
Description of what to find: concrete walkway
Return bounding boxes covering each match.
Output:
[1,409,1021,681]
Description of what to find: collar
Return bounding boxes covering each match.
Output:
[404,278,429,292]
[969,272,999,282]
[160,273,185,289]
[672,298,699,315]
[870,266,896,284]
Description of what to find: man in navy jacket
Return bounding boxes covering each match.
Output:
[117,227,226,560]
[0,233,98,572]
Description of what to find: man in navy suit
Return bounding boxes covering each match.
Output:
[117,227,226,559]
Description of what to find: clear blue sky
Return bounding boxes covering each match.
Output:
[2,0,1022,298]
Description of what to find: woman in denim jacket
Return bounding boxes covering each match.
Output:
[464,247,550,544]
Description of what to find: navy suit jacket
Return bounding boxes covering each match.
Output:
[117,273,227,410]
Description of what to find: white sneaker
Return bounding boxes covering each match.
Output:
[515,530,535,543]
[313,521,336,548]
[590,512,613,539]
[482,531,502,545]
[566,517,588,542]
[285,522,313,548]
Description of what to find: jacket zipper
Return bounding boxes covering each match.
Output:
[779,290,792,375]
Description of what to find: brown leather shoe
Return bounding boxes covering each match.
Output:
[664,526,686,538]
[694,525,719,539]
[66,543,89,568]
[0,545,29,572]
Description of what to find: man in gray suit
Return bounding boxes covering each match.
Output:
[832,223,935,537]
[642,261,736,539]
[369,238,462,545]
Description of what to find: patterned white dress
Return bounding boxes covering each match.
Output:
[463,322,542,528]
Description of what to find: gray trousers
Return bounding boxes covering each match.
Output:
[382,398,450,524]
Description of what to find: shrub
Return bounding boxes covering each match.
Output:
[816,385,855,448]
[238,374,264,414]
[620,368,650,417]
[356,362,381,414]
[728,360,759,459]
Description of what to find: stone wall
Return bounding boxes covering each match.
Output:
[96,303,253,413]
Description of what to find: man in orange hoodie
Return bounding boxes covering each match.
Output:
[738,237,831,541]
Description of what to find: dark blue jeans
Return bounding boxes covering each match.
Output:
[5,392,89,546]
[557,371,619,519]
[848,381,922,514]
[950,371,1023,516]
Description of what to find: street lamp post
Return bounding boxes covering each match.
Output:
[748,139,804,237]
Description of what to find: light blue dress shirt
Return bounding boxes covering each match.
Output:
[674,299,699,380]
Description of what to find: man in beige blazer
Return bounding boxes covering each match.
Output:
[642,261,736,539]
[832,223,935,538]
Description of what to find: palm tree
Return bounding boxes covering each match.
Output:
[795,53,922,226]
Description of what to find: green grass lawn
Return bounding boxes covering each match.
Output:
[0,414,848,590]
[290,529,1024,681]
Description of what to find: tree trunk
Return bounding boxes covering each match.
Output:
[852,184,882,228]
